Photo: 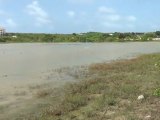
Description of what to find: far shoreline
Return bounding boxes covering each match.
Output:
[0,40,160,44]
[1,31,160,43]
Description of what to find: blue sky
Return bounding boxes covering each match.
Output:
[0,0,160,33]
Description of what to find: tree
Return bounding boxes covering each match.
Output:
[155,31,160,36]
[43,34,54,42]
[118,33,125,39]
[72,33,77,36]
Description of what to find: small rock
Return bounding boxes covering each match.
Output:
[145,115,151,119]
[137,95,144,100]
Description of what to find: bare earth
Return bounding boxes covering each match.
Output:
[0,42,160,118]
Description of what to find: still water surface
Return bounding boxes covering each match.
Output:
[0,42,160,82]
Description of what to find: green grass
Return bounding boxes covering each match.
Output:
[4,53,160,120]
[153,88,160,97]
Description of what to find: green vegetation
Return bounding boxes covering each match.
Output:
[153,88,160,97]
[5,53,160,120]
[0,31,160,43]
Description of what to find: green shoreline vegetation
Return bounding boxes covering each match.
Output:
[7,53,160,120]
[1,31,160,43]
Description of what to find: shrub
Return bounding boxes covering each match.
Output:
[153,88,160,97]
[62,94,88,112]
[155,62,160,68]
[35,89,51,98]
[0,37,6,42]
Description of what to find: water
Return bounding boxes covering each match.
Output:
[0,42,160,82]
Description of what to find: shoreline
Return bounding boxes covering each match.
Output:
[0,65,86,119]
[1,53,160,119]
[0,40,160,44]
[0,42,160,119]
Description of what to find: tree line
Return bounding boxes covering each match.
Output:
[0,31,160,43]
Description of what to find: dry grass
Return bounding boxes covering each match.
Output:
[49,54,160,120]
[6,53,160,120]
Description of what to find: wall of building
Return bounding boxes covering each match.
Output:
[0,28,6,36]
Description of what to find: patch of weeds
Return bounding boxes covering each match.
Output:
[0,105,8,113]
[155,61,160,71]
[86,83,108,94]
[153,88,160,97]
[106,97,117,106]
[62,94,88,112]
[155,62,160,67]
[43,94,88,118]
[35,89,51,98]
[126,114,139,120]
[5,53,160,120]
[81,107,97,118]
[93,95,117,110]
[120,84,139,97]
[44,105,62,117]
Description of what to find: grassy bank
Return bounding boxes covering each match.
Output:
[6,53,160,120]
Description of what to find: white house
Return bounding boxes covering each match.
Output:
[12,35,17,38]
[0,27,6,36]
[152,38,160,41]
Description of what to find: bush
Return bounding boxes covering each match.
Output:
[153,88,160,97]
[0,37,6,42]
[155,62,160,71]
[62,94,88,112]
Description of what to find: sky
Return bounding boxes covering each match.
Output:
[0,0,160,33]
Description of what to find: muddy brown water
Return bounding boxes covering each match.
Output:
[0,42,160,88]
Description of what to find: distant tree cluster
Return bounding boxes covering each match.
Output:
[0,31,159,43]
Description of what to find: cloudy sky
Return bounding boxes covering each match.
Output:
[0,0,160,33]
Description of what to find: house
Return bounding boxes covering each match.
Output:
[78,33,84,36]
[152,38,160,41]
[0,27,6,36]
[109,33,113,36]
[12,35,17,38]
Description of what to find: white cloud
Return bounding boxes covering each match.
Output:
[0,9,17,29]
[6,18,17,27]
[67,11,75,17]
[26,0,52,26]
[97,7,121,23]
[96,6,137,30]
[126,15,137,22]
[98,6,115,14]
